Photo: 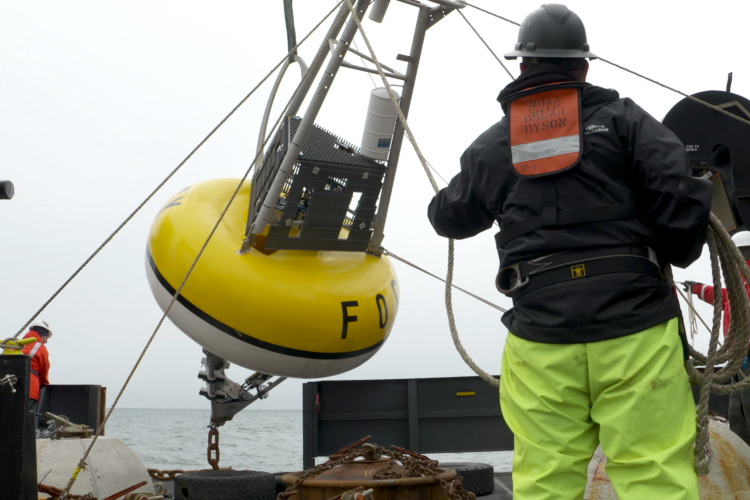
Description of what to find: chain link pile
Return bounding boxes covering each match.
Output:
[277,441,475,500]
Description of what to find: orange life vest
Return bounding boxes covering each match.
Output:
[21,330,50,401]
[508,83,583,177]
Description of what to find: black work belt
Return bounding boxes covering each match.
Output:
[495,246,663,299]
[31,369,39,378]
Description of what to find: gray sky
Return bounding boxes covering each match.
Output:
[1,0,748,411]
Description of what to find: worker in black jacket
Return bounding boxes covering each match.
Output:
[428,4,712,500]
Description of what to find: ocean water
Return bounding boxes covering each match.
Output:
[106,408,513,473]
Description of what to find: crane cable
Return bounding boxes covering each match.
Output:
[11,0,344,340]
[463,2,750,129]
[57,3,347,497]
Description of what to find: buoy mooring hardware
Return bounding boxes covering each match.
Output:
[361,87,400,160]
[146,178,399,379]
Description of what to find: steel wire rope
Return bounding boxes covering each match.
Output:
[426,160,449,186]
[383,249,506,312]
[676,286,717,340]
[57,5,346,497]
[342,0,500,387]
[461,3,750,128]
[13,0,345,340]
[462,1,521,26]
[457,9,514,80]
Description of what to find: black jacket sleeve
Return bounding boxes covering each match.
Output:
[427,133,496,239]
[624,99,713,268]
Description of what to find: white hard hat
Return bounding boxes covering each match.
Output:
[29,320,53,338]
[732,232,750,249]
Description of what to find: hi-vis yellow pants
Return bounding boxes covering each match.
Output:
[500,318,699,500]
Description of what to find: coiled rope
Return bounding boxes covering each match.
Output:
[58,3,346,497]
[352,0,750,472]
[676,214,750,474]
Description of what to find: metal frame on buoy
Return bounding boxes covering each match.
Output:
[240,0,464,256]
[207,0,465,429]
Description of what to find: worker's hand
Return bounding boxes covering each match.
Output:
[682,281,700,293]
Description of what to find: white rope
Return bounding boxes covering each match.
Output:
[383,248,506,312]
[687,286,698,346]
[342,0,499,387]
[676,286,718,342]
[686,283,711,347]
[57,4,346,496]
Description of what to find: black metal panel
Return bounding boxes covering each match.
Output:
[302,375,512,468]
[319,379,409,414]
[250,117,387,252]
[38,384,105,433]
[417,376,500,412]
[302,382,318,469]
[419,416,512,454]
[265,161,385,251]
[319,418,410,455]
[692,385,730,418]
[0,355,37,500]
[416,375,510,454]
[288,118,381,168]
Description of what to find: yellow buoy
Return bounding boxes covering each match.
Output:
[146,179,399,378]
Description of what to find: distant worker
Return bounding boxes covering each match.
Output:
[22,320,52,414]
[684,231,750,445]
[428,4,712,500]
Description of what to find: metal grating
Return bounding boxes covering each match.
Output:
[288,117,382,168]
[249,117,386,252]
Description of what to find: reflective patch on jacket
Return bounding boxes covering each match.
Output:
[508,83,583,177]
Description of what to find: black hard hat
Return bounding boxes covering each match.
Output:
[504,4,597,60]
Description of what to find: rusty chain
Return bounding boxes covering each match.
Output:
[277,439,475,500]
[39,483,96,500]
[207,423,220,471]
